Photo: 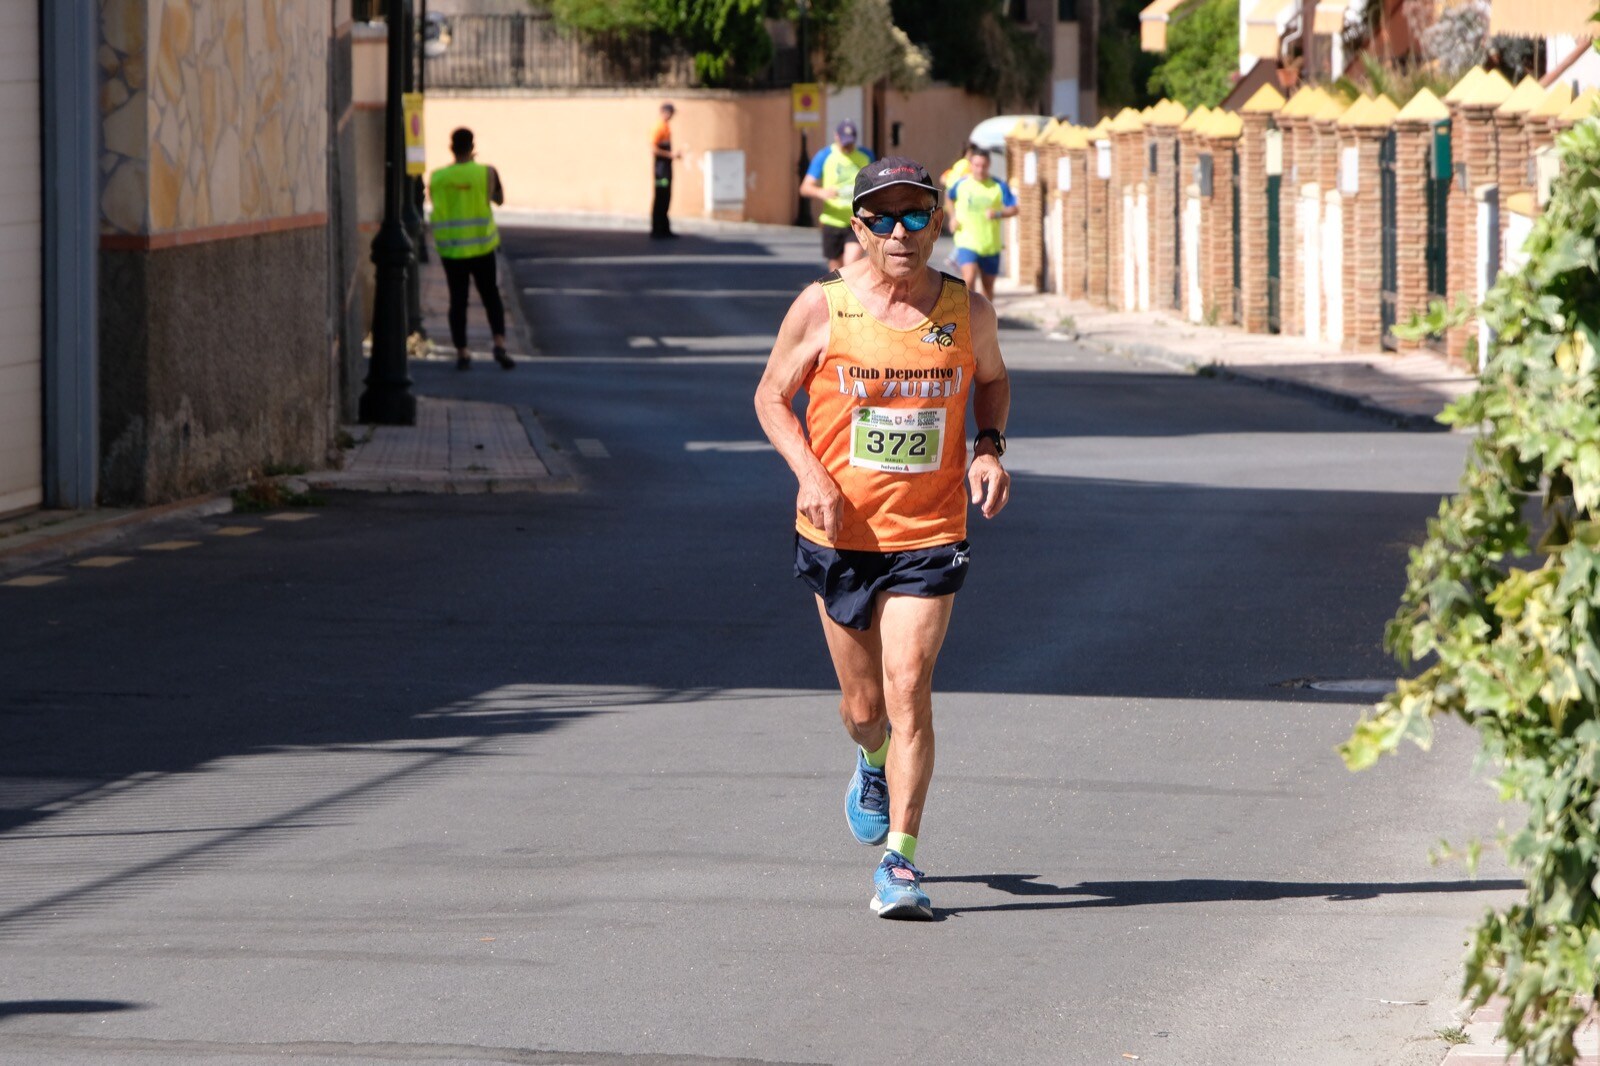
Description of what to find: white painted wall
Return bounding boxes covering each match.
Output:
[0,0,41,516]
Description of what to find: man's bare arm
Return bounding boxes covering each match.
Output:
[799,174,838,205]
[754,284,843,539]
[966,291,1011,519]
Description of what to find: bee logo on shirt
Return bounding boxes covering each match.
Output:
[920,322,957,348]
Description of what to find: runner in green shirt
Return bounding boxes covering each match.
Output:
[946,146,1019,301]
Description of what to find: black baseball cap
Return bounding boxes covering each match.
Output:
[851,156,940,209]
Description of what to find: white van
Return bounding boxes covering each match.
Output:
[965,115,1052,183]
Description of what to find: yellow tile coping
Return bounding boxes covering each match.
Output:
[1180,105,1213,132]
[1241,83,1288,113]
[1498,75,1548,115]
[1208,110,1244,139]
[1559,87,1600,123]
[1147,98,1189,126]
[1338,93,1399,127]
[1457,68,1515,108]
[1395,86,1451,123]
[1109,107,1146,133]
[1444,66,1484,103]
[1058,125,1090,149]
[1505,191,1536,217]
[1009,119,1041,140]
[1531,81,1575,119]
[1279,86,1331,119]
[1311,90,1356,122]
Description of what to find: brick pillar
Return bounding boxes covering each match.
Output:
[1209,127,1240,325]
[1447,102,1500,361]
[1278,111,1310,339]
[1391,119,1433,353]
[1086,135,1111,306]
[1062,142,1089,300]
[1147,119,1183,312]
[1108,114,1146,311]
[1341,124,1389,350]
[1177,120,1203,321]
[1527,84,1573,154]
[1237,110,1276,334]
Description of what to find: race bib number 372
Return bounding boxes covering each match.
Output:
[849,407,944,473]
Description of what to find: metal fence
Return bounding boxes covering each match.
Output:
[425,13,701,90]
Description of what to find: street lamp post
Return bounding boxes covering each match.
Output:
[794,0,812,228]
[358,0,418,425]
[401,0,425,338]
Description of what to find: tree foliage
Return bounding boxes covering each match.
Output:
[1146,0,1238,108]
[887,0,1048,108]
[1342,115,1600,1065]
[1098,0,1161,113]
[826,0,930,92]
[542,0,773,86]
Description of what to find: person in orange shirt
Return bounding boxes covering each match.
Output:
[754,157,1012,920]
[650,102,681,239]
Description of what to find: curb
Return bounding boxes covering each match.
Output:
[0,493,233,579]
[495,208,804,238]
[1053,326,1455,432]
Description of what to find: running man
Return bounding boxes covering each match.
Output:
[946,146,1019,300]
[799,121,874,271]
[428,127,514,370]
[651,102,682,239]
[754,157,1012,920]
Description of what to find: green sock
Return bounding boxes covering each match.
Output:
[886,832,917,863]
[861,733,890,770]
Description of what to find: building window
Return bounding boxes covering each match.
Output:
[1058,0,1078,18]
[1008,0,1028,20]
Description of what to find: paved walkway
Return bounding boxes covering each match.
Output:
[992,285,1479,429]
[315,247,575,494]
[1442,1001,1600,1064]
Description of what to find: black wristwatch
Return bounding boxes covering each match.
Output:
[974,428,1006,457]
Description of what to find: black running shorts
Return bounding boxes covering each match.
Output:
[820,224,859,261]
[795,534,970,630]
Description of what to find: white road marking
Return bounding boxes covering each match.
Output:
[265,512,319,522]
[213,526,262,537]
[142,540,200,551]
[1307,679,1397,694]
[3,575,63,588]
[74,556,133,568]
[574,439,610,459]
[685,441,776,453]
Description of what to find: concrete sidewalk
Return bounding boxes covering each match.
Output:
[316,246,576,494]
[992,285,1478,429]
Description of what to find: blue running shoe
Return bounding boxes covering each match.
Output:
[845,748,890,846]
[871,850,933,920]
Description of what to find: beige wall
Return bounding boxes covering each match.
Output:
[422,92,804,224]
[101,0,329,237]
[0,0,40,515]
[881,86,999,177]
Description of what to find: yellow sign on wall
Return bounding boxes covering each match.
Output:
[403,92,425,176]
[792,82,821,133]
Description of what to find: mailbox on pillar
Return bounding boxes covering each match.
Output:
[1264,128,1283,176]
[1430,119,1453,182]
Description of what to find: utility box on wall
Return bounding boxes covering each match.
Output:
[1430,120,1452,182]
[704,150,746,219]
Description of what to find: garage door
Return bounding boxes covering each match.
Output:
[0,1,40,516]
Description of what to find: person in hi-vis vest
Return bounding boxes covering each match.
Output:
[799,120,875,270]
[946,146,1018,301]
[428,127,513,370]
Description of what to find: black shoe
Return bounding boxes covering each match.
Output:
[456,354,471,370]
[493,346,515,370]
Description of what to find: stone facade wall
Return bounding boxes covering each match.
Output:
[1391,121,1432,353]
[1236,113,1274,334]
[1085,140,1109,305]
[1342,127,1387,350]
[1208,136,1239,326]
[1148,127,1180,312]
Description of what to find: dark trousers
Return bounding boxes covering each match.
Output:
[440,252,506,350]
[651,172,673,236]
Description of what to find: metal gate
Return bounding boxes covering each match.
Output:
[1266,174,1281,333]
[1231,149,1242,322]
[1380,131,1398,350]
[1425,143,1450,353]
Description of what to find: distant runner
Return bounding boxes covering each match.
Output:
[429,127,514,370]
[651,102,682,239]
[800,121,875,271]
[754,157,1012,920]
[946,146,1019,301]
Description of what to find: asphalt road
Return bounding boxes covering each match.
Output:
[0,223,1519,1066]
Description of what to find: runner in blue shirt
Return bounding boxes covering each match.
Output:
[800,121,876,270]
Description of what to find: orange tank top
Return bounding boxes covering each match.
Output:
[797,270,975,552]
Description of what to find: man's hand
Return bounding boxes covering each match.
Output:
[968,453,1010,519]
[797,472,845,541]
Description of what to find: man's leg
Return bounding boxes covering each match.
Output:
[813,597,888,752]
[441,256,472,366]
[979,268,998,301]
[468,254,512,368]
[651,176,672,236]
[960,260,982,293]
[873,592,955,843]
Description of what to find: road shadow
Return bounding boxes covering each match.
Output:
[0,999,142,1021]
[924,873,1524,916]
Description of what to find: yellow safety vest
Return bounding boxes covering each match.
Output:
[819,147,873,229]
[429,161,499,259]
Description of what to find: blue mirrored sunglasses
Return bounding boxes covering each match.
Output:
[855,208,933,236]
